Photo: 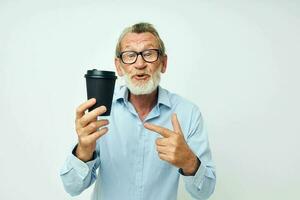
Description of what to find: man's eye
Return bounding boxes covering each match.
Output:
[127,53,136,58]
[123,52,136,58]
[143,52,152,57]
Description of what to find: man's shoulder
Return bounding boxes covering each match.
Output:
[162,87,203,129]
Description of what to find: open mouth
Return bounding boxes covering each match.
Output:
[133,74,150,80]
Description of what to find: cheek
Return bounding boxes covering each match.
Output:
[125,68,134,75]
[148,65,159,74]
[120,65,131,74]
[150,64,163,74]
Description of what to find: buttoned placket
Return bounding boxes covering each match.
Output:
[125,100,162,200]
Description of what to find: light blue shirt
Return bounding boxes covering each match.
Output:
[60,85,216,200]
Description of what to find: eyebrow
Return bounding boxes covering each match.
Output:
[122,45,157,51]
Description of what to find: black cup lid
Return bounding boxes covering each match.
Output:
[85,69,117,79]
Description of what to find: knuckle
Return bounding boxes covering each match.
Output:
[94,131,102,138]
[156,146,160,152]
[80,117,87,126]
[95,131,105,139]
[76,107,82,115]
[155,139,160,145]
[90,122,96,129]
[162,130,167,136]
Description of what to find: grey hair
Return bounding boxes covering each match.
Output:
[115,22,166,57]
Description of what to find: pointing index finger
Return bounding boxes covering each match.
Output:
[144,123,172,138]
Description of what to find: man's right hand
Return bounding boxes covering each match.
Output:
[75,98,109,162]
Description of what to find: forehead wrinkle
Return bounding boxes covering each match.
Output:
[121,33,159,51]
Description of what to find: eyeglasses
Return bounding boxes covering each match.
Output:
[118,49,161,64]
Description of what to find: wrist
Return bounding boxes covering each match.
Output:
[75,144,94,162]
[181,155,200,176]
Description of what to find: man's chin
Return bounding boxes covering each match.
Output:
[128,88,155,95]
[126,82,157,95]
[131,81,148,87]
[131,77,149,85]
[123,73,160,95]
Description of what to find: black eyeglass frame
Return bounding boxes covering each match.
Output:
[118,48,162,64]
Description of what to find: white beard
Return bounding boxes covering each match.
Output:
[122,66,161,95]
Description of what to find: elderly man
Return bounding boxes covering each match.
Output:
[60,22,216,200]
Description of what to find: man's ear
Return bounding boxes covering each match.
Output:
[115,57,124,76]
[161,54,168,73]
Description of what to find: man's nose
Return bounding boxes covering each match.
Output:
[134,54,146,69]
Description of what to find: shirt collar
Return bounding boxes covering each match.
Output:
[115,85,171,108]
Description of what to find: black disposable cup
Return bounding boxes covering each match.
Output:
[85,69,117,116]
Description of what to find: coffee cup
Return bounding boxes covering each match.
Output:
[85,69,117,116]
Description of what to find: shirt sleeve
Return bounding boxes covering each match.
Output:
[180,106,216,200]
[59,143,101,196]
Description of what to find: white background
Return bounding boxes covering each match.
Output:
[0,0,299,199]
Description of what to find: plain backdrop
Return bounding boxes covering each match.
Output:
[0,0,299,200]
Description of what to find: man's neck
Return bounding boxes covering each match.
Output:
[128,88,158,121]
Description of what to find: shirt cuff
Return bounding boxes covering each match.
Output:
[65,145,98,180]
[178,159,207,190]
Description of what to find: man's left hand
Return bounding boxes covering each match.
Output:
[144,113,200,175]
